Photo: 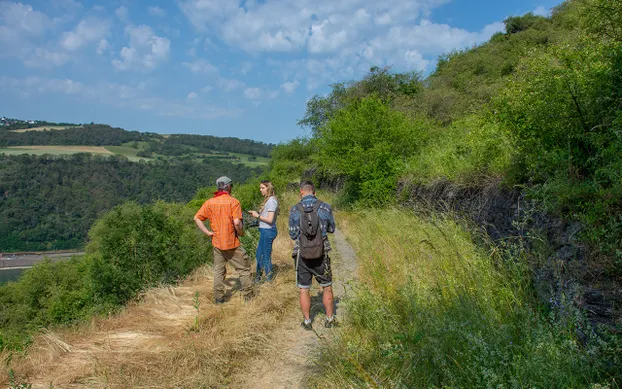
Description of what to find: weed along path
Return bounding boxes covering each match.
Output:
[3,215,358,389]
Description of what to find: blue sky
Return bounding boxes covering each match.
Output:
[0,0,561,144]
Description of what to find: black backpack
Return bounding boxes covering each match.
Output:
[296,201,324,260]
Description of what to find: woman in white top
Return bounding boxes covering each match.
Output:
[248,180,278,282]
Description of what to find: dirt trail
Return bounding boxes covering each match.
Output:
[3,220,358,389]
[234,226,358,389]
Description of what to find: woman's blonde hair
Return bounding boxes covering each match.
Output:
[260,180,277,212]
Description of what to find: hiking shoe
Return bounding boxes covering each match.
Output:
[301,320,313,331]
[324,317,338,328]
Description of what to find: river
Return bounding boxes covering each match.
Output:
[0,251,84,284]
[0,268,26,284]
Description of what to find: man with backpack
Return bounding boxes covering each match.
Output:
[288,180,336,330]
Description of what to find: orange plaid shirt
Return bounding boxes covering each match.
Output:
[194,192,242,250]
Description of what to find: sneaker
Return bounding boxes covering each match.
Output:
[301,320,313,331]
[324,316,337,328]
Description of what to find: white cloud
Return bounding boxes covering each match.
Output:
[183,59,218,74]
[533,6,550,17]
[97,39,110,55]
[23,48,70,68]
[115,6,129,22]
[374,13,392,25]
[266,90,280,100]
[178,0,446,53]
[0,2,55,60]
[217,77,245,92]
[60,18,110,51]
[244,87,261,100]
[187,91,198,100]
[201,85,213,93]
[1,75,242,120]
[52,0,83,10]
[404,50,429,71]
[239,62,253,75]
[0,2,54,37]
[281,80,300,94]
[112,25,170,71]
[148,6,166,17]
[177,0,505,91]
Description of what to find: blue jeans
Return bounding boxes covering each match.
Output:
[256,228,277,282]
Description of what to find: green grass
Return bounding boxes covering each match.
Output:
[310,208,620,388]
[104,146,152,162]
[120,141,150,149]
[228,152,270,167]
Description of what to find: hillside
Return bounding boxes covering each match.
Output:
[0,122,273,252]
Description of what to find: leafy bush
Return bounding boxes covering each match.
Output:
[405,114,513,184]
[493,34,622,261]
[87,201,211,306]
[0,257,94,350]
[316,96,430,205]
[267,138,318,189]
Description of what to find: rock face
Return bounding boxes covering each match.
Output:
[397,178,619,331]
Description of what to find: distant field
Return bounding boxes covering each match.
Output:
[104,146,151,162]
[0,146,113,156]
[229,153,270,167]
[10,126,79,133]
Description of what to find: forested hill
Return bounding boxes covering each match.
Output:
[0,123,274,157]
[0,154,263,251]
[0,124,147,146]
[0,122,274,251]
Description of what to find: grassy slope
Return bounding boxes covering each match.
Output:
[104,145,151,162]
[310,208,618,388]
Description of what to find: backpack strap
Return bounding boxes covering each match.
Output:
[296,199,321,213]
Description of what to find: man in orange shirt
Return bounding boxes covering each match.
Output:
[194,176,253,303]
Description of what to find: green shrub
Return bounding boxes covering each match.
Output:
[87,201,211,306]
[316,96,430,206]
[405,114,513,184]
[267,138,318,188]
[0,257,94,350]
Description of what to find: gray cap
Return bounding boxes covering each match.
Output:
[216,176,233,187]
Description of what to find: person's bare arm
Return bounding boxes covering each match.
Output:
[194,217,214,237]
[248,210,275,224]
[233,218,244,237]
